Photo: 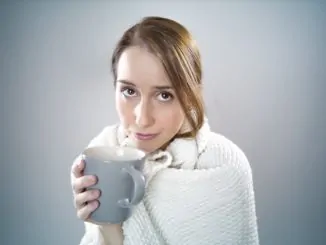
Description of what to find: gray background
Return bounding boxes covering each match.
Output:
[1,1,325,245]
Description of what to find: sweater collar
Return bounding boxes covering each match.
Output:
[116,116,211,170]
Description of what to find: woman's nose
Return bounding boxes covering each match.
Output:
[134,100,154,128]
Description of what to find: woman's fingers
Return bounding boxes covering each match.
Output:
[71,155,101,221]
[71,157,85,179]
[74,189,101,208]
[72,175,97,194]
[77,200,99,220]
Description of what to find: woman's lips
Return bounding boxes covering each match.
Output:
[134,132,158,140]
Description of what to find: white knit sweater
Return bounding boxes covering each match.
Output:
[77,118,259,245]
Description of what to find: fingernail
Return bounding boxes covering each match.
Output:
[92,201,99,209]
[92,176,98,183]
[97,189,101,197]
[93,190,99,198]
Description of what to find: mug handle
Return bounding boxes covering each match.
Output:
[118,166,145,208]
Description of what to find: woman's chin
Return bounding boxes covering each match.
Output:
[134,144,156,154]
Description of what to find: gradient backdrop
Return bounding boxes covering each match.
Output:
[1,1,325,245]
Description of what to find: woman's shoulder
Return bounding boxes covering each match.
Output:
[197,130,252,172]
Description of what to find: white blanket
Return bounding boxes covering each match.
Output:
[78,118,259,245]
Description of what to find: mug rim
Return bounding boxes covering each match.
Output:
[82,145,146,162]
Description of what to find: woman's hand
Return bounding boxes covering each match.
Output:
[71,156,124,244]
[71,156,101,222]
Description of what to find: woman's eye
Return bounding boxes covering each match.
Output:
[158,92,173,101]
[121,87,137,97]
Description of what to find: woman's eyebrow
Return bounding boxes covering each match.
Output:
[154,85,174,90]
[117,79,174,90]
[116,79,136,86]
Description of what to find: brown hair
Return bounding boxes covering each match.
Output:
[111,16,205,138]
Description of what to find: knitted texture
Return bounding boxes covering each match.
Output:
[78,118,259,245]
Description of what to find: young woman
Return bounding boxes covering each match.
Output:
[71,16,259,245]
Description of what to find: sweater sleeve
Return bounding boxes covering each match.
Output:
[137,133,260,245]
[79,222,123,245]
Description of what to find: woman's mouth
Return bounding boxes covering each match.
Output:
[134,132,159,141]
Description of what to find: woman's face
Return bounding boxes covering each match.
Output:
[115,46,185,153]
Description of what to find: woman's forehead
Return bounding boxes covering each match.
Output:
[117,46,171,88]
